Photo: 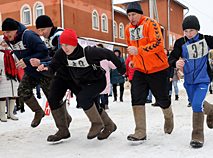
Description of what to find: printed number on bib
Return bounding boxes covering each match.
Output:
[186,39,208,59]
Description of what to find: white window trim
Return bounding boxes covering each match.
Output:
[114,21,117,38]
[20,4,32,27]
[0,12,2,30]
[33,1,45,25]
[101,13,108,33]
[119,23,124,39]
[92,10,99,31]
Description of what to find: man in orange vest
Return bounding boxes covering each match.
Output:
[125,2,174,141]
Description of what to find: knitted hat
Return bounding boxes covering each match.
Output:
[182,15,200,31]
[36,15,53,29]
[127,2,143,14]
[59,28,78,46]
[0,35,4,44]
[2,18,18,31]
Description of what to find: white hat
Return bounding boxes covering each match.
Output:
[0,35,4,44]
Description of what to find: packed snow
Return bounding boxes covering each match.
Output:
[1,79,213,158]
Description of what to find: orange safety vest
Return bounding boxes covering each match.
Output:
[125,15,169,74]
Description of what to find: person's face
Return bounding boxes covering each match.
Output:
[61,44,76,55]
[0,41,8,47]
[184,29,198,39]
[37,27,52,38]
[3,30,17,41]
[114,51,119,56]
[127,12,142,26]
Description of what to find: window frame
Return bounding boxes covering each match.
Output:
[119,23,124,39]
[20,4,32,26]
[33,1,45,25]
[101,13,108,33]
[92,10,99,31]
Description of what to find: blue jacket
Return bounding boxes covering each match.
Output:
[110,48,126,84]
[169,33,213,84]
[5,21,49,78]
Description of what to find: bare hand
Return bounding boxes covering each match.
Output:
[30,58,41,67]
[129,61,134,69]
[127,46,138,55]
[170,78,173,82]
[176,59,185,69]
[16,59,27,69]
[37,64,48,72]
[0,77,2,82]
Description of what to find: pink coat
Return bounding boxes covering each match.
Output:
[100,60,116,94]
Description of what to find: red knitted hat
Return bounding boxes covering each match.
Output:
[59,28,78,46]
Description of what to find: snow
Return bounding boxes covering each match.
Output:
[1,79,213,158]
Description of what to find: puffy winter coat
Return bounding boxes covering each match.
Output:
[110,49,126,84]
[125,56,136,81]
[4,21,49,78]
[0,47,19,98]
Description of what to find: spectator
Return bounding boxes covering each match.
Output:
[110,48,126,102]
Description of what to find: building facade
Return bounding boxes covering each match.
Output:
[0,0,188,58]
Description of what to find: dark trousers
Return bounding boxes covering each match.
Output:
[48,76,106,111]
[131,69,170,109]
[112,83,124,99]
[100,94,109,105]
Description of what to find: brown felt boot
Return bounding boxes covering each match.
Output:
[97,109,117,140]
[127,105,146,141]
[190,112,204,148]
[84,104,104,139]
[162,105,174,134]
[203,100,213,128]
[25,96,45,128]
[62,101,72,127]
[47,106,70,142]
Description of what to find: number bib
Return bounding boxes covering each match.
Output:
[186,39,209,59]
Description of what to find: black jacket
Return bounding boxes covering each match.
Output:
[42,44,126,87]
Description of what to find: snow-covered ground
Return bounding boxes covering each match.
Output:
[1,79,213,158]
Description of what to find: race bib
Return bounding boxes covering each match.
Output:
[9,41,26,50]
[129,25,144,41]
[67,56,90,68]
[186,39,209,59]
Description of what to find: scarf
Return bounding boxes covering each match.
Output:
[2,49,18,81]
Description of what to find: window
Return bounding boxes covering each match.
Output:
[101,14,108,33]
[0,12,2,30]
[36,5,43,17]
[20,4,32,26]
[23,7,30,24]
[33,2,45,25]
[114,21,117,38]
[92,10,99,30]
[119,23,124,39]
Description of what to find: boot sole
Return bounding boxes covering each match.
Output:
[87,126,104,139]
[47,133,71,142]
[127,135,146,141]
[190,141,203,148]
[97,124,117,140]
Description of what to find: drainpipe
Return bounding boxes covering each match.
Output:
[112,0,115,42]
[61,0,64,28]
[168,0,170,49]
